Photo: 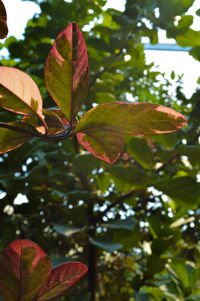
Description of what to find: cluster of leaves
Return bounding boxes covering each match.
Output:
[0,0,200,301]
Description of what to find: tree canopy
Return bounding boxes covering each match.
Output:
[0,0,200,300]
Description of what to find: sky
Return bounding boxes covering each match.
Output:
[2,0,200,98]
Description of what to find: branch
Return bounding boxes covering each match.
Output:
[154,131,200,174]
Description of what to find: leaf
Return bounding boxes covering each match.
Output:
[0,239,88,301]
[45,22,89,124]
[72,152,100,175]
[0,122,36,153]
[37,263,88,301]
[0,0,8,39]
[126,137,155,169]
[74,102,187,164]
[76,131,124,164]
[89,237,122,252]
[102,216,136,230]
[54,224,84,237]
[176,145,200,166]
[0,67,47,130]
[135,292,150,301]
[23,109,70,135]
[154,177,200,206]
[0,239,51,301]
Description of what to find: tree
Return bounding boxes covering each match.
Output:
[0,0,200,300]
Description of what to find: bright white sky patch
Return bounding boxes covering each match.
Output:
[3,0,41,39]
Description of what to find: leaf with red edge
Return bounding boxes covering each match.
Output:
[0,239,51,301]
[0,67,47,130]
[76,132,124,164]
[74,102,187,164]
[0,0,8,39]
[0,122,38,154]
[45,22,89,124]
[22,109,71,135]
[36,263,88,301]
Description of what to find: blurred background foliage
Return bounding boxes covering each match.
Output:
[0,0,200,300]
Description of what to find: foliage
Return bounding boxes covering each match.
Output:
[0,0,199,301]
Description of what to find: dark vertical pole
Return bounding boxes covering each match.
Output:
[87,200,96,301]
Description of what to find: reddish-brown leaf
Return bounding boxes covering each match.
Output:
[0,0,8,39]
[0,239,51,301]
[45,22,89,124]
[37,263,88,301]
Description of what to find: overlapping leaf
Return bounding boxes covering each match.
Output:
[37,262,88,300]
[0,122,37,153]
[74,102,187,163]
[45,22,89,124]
[0,67,47,130]
[0,239,88,301]
[0,0,8,39]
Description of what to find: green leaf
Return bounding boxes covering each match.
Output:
[154,177,200,206]
[74,102,187,164]
[0,122,36,153]
[146,254,167,276]
[170,259,190,291]
[72,152,100,175]
[135,292,150,301]
[0,67,47,130]
[45,22,89,124]
[109,166,154,192]
[89,237,122,252]
[102,216,136,230]
[54,224,84,237]
[0,0,8,39]
[176,145,200,166]
[176,15,193,29]
[126,137,155,169]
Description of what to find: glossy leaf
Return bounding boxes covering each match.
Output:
[0,239,51,301]
[54,224,84,237]
[74,102,187,163]
[0,67,47,130]
[45,22,89,124]
[0,0,8,39]
[37,263,88,301]
[0,122,36,153]
[102,216,136,230]
[89,237,122,252]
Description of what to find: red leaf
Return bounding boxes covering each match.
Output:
[45,22,89,124]
[0,239,88,301]
[37,263,88,300]
[0,0,8,39]
[0,239,51,301]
